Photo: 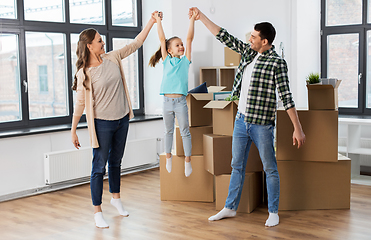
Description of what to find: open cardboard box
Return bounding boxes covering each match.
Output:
[278,154,350,211]
[186,86,226,127]
[203,100,238,136]
[307,79,342,110]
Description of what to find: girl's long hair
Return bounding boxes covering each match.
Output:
[148,36,179,67]
[71,28,97,91]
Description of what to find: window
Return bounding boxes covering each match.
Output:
[0,0,17,19]
[38,65,48,93]
[321,0,371,114]
[0,34,21,123]
[0,0,143,131]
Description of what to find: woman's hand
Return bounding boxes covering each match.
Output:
[71,132,81,149]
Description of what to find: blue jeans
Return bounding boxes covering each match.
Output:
[91,115,129,206]
[163,95,192,157]
[225,112,280,213]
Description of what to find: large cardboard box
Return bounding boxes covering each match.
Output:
[276,109,338,162]
[224,47,241,67]
[160,154,214,202]
[203,100,238,136]
[175,125,213,156]
[186,86,226,127]
[215,172,263,213]
[307,80,342,110]
[203,134,263,175]
[278,154,351,211]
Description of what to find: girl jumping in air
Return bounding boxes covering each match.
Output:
[149,11,196,177]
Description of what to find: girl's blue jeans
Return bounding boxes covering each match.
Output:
[163,95,192,157]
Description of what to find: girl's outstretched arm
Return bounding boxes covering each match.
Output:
[154,11,167,61]
[186,10,196,61]
[136,11,157,43]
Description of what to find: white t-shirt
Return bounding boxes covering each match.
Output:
[238,53,261,115]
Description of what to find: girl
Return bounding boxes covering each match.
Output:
[71,12,158,228]
[149,11,196,177]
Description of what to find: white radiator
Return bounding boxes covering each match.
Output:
[44,138,158,185]
[44,147,92,185]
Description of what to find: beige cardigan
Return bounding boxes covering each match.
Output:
[73,37,143,148]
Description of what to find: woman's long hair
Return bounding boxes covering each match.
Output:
[71,28,97,91]
[148,36,179,67]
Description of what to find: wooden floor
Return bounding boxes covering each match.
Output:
[1,168,371,240]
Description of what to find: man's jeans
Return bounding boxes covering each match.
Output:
[163,95,192,157]
[91,115,129,206]
[225,112,280,213]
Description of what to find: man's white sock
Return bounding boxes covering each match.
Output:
[265,212,279,227]
[94,212,109,228]
[110,198,129,217]
[185,161,192,177]
[208,207,236,221]
[166,156,172,173]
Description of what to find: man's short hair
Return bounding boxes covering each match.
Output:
[254,22,276,45]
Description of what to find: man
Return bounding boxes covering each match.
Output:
[190,7,306,227]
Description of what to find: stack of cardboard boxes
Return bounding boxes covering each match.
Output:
[159,87,223,202]
[160,86,265,214]
[276,80,351,210]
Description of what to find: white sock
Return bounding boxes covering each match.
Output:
[185,161,192,177]
[94,212,109,228]
[265,212,279,227]
[166,156,172,173]
[208,207,236,221]
[110,198,129,217]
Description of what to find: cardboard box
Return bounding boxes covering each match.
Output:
[203,100,238,136]
[278,154,351,211]
[186,86,226,127]
[224,47,241,66]
[307,80,342,110]
[215,172,263,213]
[203,134,232,175]
[175,125,213,156]
[203,134,263,175]
[160,154,214,202]
[276,109,338,162]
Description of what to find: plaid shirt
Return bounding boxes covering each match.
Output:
[216,28,295,125]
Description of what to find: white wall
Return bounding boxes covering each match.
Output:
[0,0,321,199]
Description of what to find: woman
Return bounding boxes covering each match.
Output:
[71,12,159,228]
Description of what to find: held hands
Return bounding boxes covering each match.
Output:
[189,7,200,20]
[152,11,163,23]
[292,129,306,149]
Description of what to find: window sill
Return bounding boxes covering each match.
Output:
[0,114,163,139]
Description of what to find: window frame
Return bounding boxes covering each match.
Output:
[0,0,144,132]
[321,0,371,115]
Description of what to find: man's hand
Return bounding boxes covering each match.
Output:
[292,129,305,149]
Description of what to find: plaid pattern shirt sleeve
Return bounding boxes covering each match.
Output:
[216,28,295,125]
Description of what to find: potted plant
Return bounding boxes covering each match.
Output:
[306,72,320,85]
